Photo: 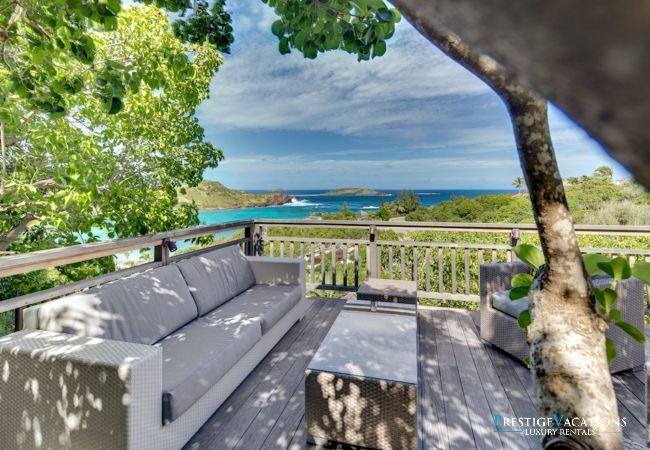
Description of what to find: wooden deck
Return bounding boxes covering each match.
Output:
[185,298,647,449]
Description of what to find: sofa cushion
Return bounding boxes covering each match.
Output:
[491,276,614,319]
[201,284,302,335]
[176,245,257,315]
[157,317,261,423]
[492,290,529,318]
[31,265,198,345]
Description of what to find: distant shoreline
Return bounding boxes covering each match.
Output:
[198,195,298,211]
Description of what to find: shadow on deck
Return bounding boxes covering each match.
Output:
[185,298,647,449]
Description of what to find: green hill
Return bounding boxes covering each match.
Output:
[179,181,292,210]
[403,174,650,225]
[323,188,383,196]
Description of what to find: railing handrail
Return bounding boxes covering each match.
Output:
[254,219,650,235]
[1,218,649,279]
[0,219,254,278]
[0,217,648,326]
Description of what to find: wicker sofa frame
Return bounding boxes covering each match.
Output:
[0,249,307,450]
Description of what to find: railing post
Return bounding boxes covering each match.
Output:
[253,224,264,257]
[510,228,521,247]
[244,223,254,256]
[154,239,170,265]
[14,307,23,332]
[368,224,378,278]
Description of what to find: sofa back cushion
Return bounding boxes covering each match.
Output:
[176,245,256,316]
[27,265,198,345]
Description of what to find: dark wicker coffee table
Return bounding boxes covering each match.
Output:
[356,278,417,312]
[305,309,418,449]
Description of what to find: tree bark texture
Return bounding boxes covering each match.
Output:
[391,3,621,448]
[390,0,650,190]
[510,96,620,450]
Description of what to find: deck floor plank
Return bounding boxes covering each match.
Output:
[418,309,451,450]
[185,300,646,449]
[452,310,533,450]
[234,301,344,450]
[444,310,503,450]
[430,309,477,449]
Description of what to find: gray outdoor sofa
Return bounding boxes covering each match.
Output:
[480,261,645,373]
[0,244,307,449]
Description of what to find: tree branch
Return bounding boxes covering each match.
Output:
[0,213,34,251]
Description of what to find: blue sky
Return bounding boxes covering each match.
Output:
[196,2,626,190]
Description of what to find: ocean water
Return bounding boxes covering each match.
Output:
[198,189,515,224]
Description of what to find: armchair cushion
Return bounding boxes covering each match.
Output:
[25,265,198,345]
[491,275,623,319]
[492,290,528,318]
[177,245,256,315]
[156,317,262,423]
[200,283,302,335]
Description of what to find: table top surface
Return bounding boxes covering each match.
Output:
[307,309,417,384]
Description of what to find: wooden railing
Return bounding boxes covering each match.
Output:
[254,219,650,302]
[0,220,256,330]
[0,218,648,333]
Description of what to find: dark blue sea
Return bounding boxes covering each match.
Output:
[198,189,515,224]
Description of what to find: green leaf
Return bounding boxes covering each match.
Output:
[106,97,124,114]
[598,257,631,280]
[105,0,120,15]
[615,322,646,344]
[596,288,617,312]
[609,308,622,322]
[605,338,617,365]
[375,8,393,23]
[517,310,531,329]
[372,40,386,58]
[513,244,544,269]
[511,273,533,288]
[632,261,650,284]
[103,16,117,31]
[610,257,632,280]
[303,42,317,59]
[271,20,284,37]
[594,287,605,307]
[509,286,530,300]
[583,254,610,276]
[278,37,290,55]
[523,356,531,368]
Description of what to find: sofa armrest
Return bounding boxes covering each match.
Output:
[0,330,162,450]
[246,256,305,295]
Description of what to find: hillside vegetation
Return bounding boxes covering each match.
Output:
[401,173,650,225]
[179,181,292,210]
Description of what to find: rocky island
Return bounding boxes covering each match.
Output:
[179,180,295,210]
[323,188,383,196]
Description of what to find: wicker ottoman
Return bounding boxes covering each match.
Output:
[305,310,417,449]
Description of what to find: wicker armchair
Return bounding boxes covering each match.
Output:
[479,262,645,373]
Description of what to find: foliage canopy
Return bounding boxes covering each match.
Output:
[0,6,223,299]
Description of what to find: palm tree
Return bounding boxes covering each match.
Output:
[512,177,524,195]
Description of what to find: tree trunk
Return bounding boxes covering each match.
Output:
[508,94,621,449]
[389,4,622,448]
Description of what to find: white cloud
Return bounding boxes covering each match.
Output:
[198,11,490,137]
